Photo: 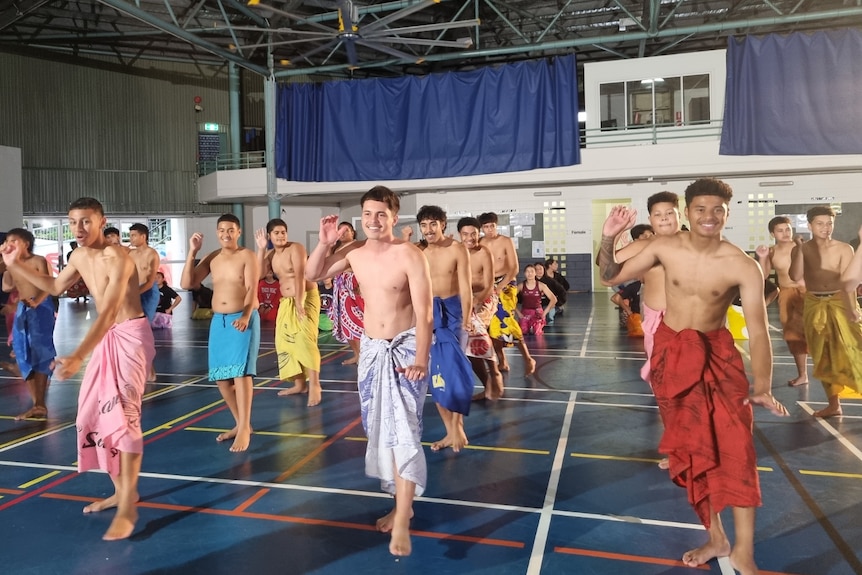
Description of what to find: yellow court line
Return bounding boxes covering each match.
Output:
[570,452,772,471]
[18,470,62,489]
[799,469,862,479]
[185,426,327,440]
[341,435,549,455]
[143,375,206,399]
[0,423,75,450]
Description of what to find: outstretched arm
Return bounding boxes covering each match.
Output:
[597,206,639,283]
[1,244,79,297]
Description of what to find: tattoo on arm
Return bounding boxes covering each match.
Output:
[599,236,621,282]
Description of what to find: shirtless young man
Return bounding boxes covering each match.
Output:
[600,179,788,575]
[755,217,809,386]
[328,222,364,365]
[2,198,155,541]
[182,214,260,452]
[789,206,862,418]
[477,212,536,375]
[457,217,503,401]
[1,228,56,420]
[129,223,161,381]
[128,223,161,323]
[306,186,432,557]
[103,227,122,246]
[413,205,474,453]
[255,219,322,407]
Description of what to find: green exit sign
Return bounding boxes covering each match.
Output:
[204,123,219,132]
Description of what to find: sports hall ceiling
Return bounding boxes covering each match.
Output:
[2,0,862,78]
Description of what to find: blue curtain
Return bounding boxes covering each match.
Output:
[276,55,580,182]
[720,30,862,155]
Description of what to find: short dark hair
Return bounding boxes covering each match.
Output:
[417,205,447,224]
[630,224,654,240]
[217,213,241,227]
[806,205,835,223]
[103,226,120,237]
[684,178,733,205]
[338,221,355,234]
[544,257,557,268]
[457,217,481,231]
[478,212,498,225]
[360,185,400,213]
[69,197,104,215]
[768,216,791,234]
[129,223,149,239]
[647,191,679,213]
[6,228,34,253]
[266,218,287,234]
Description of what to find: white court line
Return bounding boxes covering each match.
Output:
[798,402,862,462]
[579,307,595,358]
[526,390,578,574]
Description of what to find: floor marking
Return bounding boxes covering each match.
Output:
[526,390,577,575]
[0,423,77,453]
[799,469,862,479]
[18,470,61,489]
[574,400,658,410]
[798,402,862,463]
[342,436,550,455]
[186,427,328,440]
[552,508,704,530]
[568,452,772,472]
[579,308,595,358]
[553,545,710,570]
[0,487,24,495]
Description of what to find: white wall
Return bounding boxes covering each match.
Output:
[0,146,24,231]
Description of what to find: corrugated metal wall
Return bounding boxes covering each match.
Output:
[0,53,257,215]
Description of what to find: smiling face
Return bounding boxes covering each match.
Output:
[808,215,834,240]
[459,225,480,249]
[684,195,728,238]
[361,199,397,241]
[68,208,107,249]
[534,263,545,279]
[419,218,445,244]
[216,220,241,248]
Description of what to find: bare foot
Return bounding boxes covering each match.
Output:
[14,406,48,421]
[813,405,842,418]
[147,369,156,382]
[83,494,120,514]
[277,383,308,397]
[450,429,468,453]
[307,386,322,407]
[390,523,412,557]
[376,507,414,533]
[430,435,452,452]
[216,427,238,442]
[229,428,252,452]
[341,356,358,366]
[788,376,809,387]
[0,361,20,376]
[729,546,759,575]
[658,458,669,470]
[524,357,537,376]
[682,538,731,567]
[102,510,138,541]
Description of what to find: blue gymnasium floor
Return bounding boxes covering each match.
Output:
[1,294,861,575]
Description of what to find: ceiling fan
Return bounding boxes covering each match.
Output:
[246,0,478,68]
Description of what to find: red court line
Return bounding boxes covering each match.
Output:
[0,472,77,512]
[554,546,710,570]
[41,491,523,549]
[231,416,363,513]
[554,547,799,575]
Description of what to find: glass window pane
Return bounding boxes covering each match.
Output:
[599,82,624,130]
[627,80,651,127]
[683,74,710,124]
[659,76,680,126]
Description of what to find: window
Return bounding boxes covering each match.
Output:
[599,74,710,129]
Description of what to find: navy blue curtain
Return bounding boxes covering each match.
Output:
[720,30,862,155]
[276,55,580,182]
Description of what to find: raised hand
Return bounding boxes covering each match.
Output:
[254,228,268,250]
[400,226,414,241]
[189,233,203,253]
[754,245,770,260]
[318,215,343,245]
[1,241,19,267]
[602,205,638,238]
